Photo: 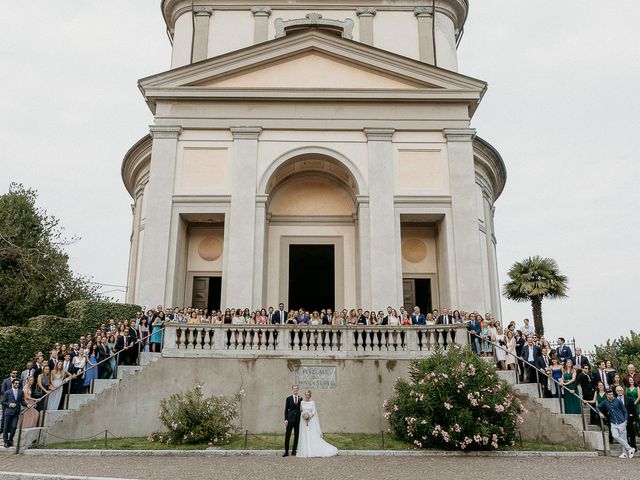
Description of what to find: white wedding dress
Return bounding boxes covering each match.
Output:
[296,400,338,457]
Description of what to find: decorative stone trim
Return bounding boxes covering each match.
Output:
[274,13,354,40]
[414,6,434,17]
[443,128,476,142]
[363,128,395,141]
[356,7,377,17]
[230,126,262,139]
[149,125,182,139]
[251,6,272,17]
[193,6,213,17]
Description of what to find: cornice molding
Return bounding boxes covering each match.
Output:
[363,127,395,141]
[193,6,214,16]
[443,128,476,142]
[274,13,354,40]
[149,125,183,139]
[356,7,377,17]
[414,6,433,17]
[230,126,263,139]
[251,6,272,16]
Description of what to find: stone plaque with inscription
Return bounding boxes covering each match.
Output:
[295,366,337,389]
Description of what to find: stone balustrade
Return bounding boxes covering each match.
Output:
[162,323,468,359]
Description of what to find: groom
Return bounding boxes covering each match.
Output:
[283,384,301,457]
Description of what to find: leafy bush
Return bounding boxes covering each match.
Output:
[67,300,140,333]
[384,346,525,450]
[593,330,640,372]
[149,384,243,446]
[0,326,45,376]
[28,316,85,347]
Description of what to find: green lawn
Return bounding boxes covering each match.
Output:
[42,434,583,452]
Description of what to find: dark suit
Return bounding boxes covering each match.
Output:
[115,336,130,365]
[271,310,287,325]
[283,394,302,455]
[592,369,613,390]
[411,313,426,325]
[576,372,594,402]
[534,355,552,397]
[322,315,333,325]
[571,355,590,370]
[622,395,637,449]
[521,344,541,382]
[97,345,112,378]
[556,345,573,363]
[467,320,482,354]
[295,315,309,325]
[2,388,26,447]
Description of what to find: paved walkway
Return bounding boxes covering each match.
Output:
[0,455,638,480]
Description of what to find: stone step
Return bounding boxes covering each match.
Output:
[496,370,517,385]
[16,427,46,449]
[116,365,143,379]
[559,414,584,431]
[92,379,119,395]
[43,410,71,427]
[513,383,540,397]
[67,394,96,411]
[139,352,162,366]
[535,398,562,414]
[583,430,605,451]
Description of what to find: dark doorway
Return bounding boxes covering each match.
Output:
[288,244,335,312]
[402,278,432,313]
[191,276,222,311]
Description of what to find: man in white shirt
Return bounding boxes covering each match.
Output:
[519,318,535,336]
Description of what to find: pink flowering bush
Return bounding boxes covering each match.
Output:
[149,383,242,445]
[384,346,525,450]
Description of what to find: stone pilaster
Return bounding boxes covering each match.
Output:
[251,7,272,44]
[414,7,435,65]
[443,128,484,311]
[364,128,399,310]
[192,7,213,62]
[137,125,182,307]
[356,196,372,308]
[253,194,269,308]
[356,8,376,45]
[225,127,262,308]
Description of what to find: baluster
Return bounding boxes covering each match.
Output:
[225,328,232,349]
[336,330,342,351]
[249,329,255,349]
[176,327,183,348]
[320,330,327,350]
[208,329,214,349]
[191,328,198,348]
[353,330,360,350]
[392,329,398,351]
[184,328,191,349]
[289,329,295,350]
[399,329,406,350]
[297,329,304,350]
[369,330,375,351]
[383,330,389,350]
[264,329,271,349]
[376,329,382,350]
[327,330,334,350]
[416,330,423,351]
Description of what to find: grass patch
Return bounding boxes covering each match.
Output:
[41,435,584,453]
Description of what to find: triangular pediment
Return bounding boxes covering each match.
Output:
[139,30,487,113]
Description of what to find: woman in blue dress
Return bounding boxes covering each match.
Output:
[150,311,165,352]
[83,345,99,393]
[549,356,564,398]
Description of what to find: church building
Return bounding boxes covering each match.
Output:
[122,0,506,316]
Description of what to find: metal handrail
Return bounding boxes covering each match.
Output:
[13,323,166,454]
[469,331,608,455]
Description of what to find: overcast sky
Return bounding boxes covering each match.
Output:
[2,1,639,351]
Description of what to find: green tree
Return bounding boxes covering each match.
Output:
[0,183,101,326]
[593,331,640,372]
[502,256,568,336]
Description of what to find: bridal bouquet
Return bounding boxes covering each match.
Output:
[302,411,312,425]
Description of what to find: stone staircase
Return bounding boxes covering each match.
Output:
[496,369,627,456]
[13,352,162,450]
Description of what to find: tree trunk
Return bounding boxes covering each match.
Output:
[531,295,543,336]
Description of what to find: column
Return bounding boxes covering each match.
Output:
[414,7,435,65]
[443,128,484,311]
[137,125,182,308]
[125,181,147,303]
[364,128,399,310]
[253,195,268,308]
[356,8,376,46]
[251,7,271,44]
[225,127,262,307]
[356,196,371,308]
[192,7,213,62]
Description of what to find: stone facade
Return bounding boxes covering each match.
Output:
[122,1,506,316]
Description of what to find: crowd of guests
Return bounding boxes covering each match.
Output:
[3,303,639,455]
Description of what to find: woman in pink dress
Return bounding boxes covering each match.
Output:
[20,376,40,428]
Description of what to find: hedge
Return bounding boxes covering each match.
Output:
[0,326,45,378]
[66,300,141,332]
[0,301,141,376]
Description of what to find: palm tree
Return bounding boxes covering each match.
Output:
[502,256,568,336]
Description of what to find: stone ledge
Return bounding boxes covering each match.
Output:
[22,449,598,458]
[0,473,133,480]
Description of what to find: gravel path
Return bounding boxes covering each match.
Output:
[0,455,638,480]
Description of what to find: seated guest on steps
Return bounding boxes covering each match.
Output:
[560,359,581,414]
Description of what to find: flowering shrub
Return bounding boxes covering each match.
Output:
[149,384,243,446]
[384,346,526,450]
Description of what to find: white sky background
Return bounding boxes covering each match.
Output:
[1,1,639,351]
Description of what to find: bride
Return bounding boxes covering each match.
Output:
[296,390,338,457]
